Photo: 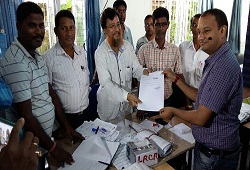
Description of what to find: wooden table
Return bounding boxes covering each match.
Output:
[240,121,250,170]
[47,112,194,169]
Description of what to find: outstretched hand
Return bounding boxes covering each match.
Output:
[159,107,174,121]
[65,127,84,144]
[143,68,153,75]
[162,68,176,82]
[127,93,142,107]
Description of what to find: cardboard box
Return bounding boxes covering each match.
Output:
[126,139,158,166]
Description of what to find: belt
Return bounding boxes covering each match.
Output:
[197,143,239,157]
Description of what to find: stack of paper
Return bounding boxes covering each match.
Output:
[238,103,250,123]
[59,135,120,170]
[168,123,195,144]
[76,118,119,141]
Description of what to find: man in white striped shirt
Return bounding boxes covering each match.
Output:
[0,2,83,168]
[43,10,95,129]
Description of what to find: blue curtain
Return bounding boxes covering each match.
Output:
[85,0,101,81]
[199,0,213,13]
[243,7,250,88]
[0,0,22,48]
[228,0,242,55]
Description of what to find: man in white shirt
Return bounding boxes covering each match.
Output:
[95,8,151,121]
[43,10,95,129]
[0,2,83,167]
[179,14,208,88]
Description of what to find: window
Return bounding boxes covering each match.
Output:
[25,0,86,54]
[152,0,199,44]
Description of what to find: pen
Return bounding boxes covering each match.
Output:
[129,125,138,133]
[95,126,99,134]
[98,161,112,166]
[152,123,159,127]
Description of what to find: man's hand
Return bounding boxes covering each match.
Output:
[0,118,39,170]
[50,145,74,167]
[143,68,153,75]
[162,68,176,82]
[127,93,142,107]
[159,107,174,121]
[136,110,145,120]
[65,127,84,144]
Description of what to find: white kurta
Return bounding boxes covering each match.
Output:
[95,40,144,121]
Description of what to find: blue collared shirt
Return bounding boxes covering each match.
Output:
[192,42,243,149]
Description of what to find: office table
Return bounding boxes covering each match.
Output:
[240,121,250,170]
[47,112,194,169]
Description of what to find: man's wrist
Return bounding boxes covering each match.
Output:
[173,76,180,83]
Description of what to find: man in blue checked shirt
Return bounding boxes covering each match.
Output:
[160,8,242,170]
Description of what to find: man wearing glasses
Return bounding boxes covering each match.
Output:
[95,8,151,121]
[136,7,185,120]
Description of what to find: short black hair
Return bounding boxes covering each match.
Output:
[201,8,228,37]
[100,8,118,29]
[113,0,127,10]
[152,7,169,24]
[16,2,43,23]
[144,14,153,25]
[191,14,201,24]
[55,10,75,28]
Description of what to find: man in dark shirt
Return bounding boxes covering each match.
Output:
[160,8,242,169]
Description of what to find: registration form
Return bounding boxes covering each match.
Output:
[137,71,164,111]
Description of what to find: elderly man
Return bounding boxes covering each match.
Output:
[95,8,151,121]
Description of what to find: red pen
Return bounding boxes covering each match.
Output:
[152,123,159,127]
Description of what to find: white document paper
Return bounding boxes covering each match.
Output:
[124,162,152,170]
[168,124,195,144]
[139,119,163,132]
[113,144,132,170]
[59,135,120,170]
[238,103,250,123]
[137,71,164,111]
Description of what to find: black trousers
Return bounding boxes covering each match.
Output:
[65,107,98,129]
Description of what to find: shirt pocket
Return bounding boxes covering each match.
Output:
[125,67,132,82]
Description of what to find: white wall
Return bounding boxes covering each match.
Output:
[99,0,152,47]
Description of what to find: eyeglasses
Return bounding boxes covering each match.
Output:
[154,22,169,28]
[106,23,121,30]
